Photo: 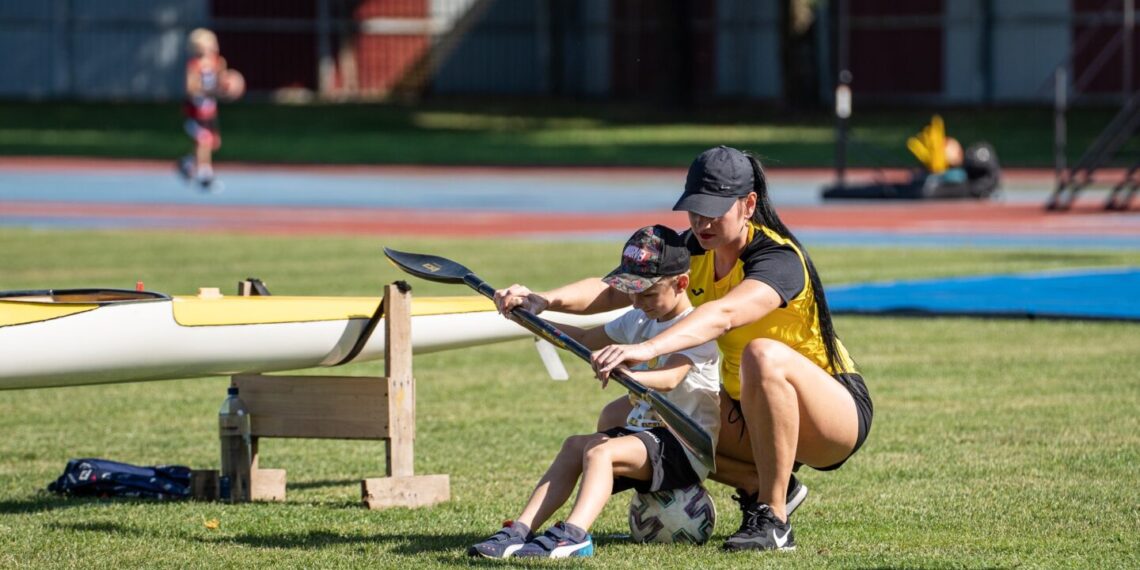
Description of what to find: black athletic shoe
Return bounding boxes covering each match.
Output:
[786,474,809,517]
[722,500,795,552]
[729,475,808,519]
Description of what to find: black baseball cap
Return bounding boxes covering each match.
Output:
[672,145,756,218]
[603,225,690,294]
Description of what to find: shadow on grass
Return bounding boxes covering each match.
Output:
[210,529,642,565]
[51,518,488,562]
[209,529,484,552]
[45,519,662,566]
[285,478,360,491]
[0,495,127,515]
[52,521,150,536]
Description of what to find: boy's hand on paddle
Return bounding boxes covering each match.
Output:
[493,284,549,317]
[591,343,655,384]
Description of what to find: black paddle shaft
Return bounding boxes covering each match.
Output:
[463,274,641,388]
[465,273,713,470]
[381,248,714,470]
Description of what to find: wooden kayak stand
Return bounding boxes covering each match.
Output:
[219,281,450,509]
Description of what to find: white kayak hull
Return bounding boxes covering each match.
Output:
[0,290,622,390]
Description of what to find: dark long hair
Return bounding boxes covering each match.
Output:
[743,151,848,373]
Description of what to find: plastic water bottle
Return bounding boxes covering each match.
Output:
[218,385,252,502]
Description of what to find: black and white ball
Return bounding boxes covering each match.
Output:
[628,484,716,544]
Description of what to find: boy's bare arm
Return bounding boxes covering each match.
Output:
[621,354,692,392]
[558,324,614,351]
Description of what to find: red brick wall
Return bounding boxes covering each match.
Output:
[1072,0,1140,94]
[848,0,943,95]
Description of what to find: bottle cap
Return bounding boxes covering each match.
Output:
[227,386,239,395]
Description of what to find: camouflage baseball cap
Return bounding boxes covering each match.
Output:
[603,225,690,294]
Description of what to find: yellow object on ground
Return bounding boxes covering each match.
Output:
[907,115,948,173]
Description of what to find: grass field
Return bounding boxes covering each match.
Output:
[2,101,1137,168]
[2,228,1139,568]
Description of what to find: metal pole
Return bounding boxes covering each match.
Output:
[1126,0,1135,98]
[981,0,994,104]
[836,71,851,187]
[57,0,74,98]
[835,0,851,186]
[1054,66,1068,188]
[316,0,334,99]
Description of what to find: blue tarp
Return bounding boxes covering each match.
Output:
[828,268,1140,321]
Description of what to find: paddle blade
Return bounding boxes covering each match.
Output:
[383,248,471,284]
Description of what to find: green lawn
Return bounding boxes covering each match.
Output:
[1,228,1138,568]
[1,101,1135,168]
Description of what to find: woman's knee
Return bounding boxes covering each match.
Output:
[740,338,793,386]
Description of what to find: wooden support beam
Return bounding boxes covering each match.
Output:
[384,282,415,478]
[362,474,450,509]
[233,374,390,440]
[222,282,448,508]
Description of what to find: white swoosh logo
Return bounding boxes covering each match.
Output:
[773,528,789,548]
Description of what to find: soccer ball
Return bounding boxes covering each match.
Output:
[628,484,716,544]
[220,69,245,101]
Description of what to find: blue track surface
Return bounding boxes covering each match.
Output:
[828,268,1140,321]
[2,161,1137,249]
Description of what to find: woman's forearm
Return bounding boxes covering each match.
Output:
[644,301,733,357]
[544,278,629,314]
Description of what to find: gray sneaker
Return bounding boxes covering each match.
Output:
[467,521,532,559]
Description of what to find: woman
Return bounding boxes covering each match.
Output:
[495,145,873,552]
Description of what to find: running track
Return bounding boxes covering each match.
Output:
[1,157,1137,249]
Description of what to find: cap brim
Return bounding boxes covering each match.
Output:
[671,193,737,218]
[602,272,661,294]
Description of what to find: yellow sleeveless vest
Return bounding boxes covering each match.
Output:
[687,223,857,400]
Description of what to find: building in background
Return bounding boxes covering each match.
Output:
[0,0,1134,107]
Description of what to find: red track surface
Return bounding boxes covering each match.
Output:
[3,200,1136,238]
[1,157,1136,239]
[0,200,682,236]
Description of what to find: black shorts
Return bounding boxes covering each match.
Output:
[725,372,873,472]
[601,427,701,494]
[816,372,874,471]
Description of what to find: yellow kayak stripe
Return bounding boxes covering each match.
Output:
[0,302,98,327]
[1,295,495,328]
[171,295,496,326]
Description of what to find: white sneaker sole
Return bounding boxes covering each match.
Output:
[471,543,524,559]
[786,483,808,517]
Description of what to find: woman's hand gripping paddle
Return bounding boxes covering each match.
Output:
[383,248,715,472]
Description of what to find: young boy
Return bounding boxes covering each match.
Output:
[469,225,721,559]
[177,28,227,192]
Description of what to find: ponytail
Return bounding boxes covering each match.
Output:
[743,151,849,373]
